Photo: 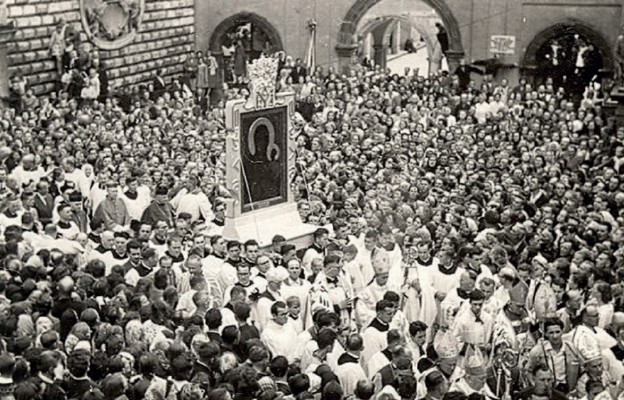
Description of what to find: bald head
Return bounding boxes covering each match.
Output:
[582,305,599,328]
[612,312,624,333]
[459,271,476,291]
[101,231,114,241]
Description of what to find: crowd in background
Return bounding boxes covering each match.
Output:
[0,29,624,400]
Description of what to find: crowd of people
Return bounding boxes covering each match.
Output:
[0,31,623,400]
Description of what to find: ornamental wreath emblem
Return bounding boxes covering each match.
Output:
[80,0,145,50]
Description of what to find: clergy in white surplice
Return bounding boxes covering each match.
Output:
[256,267,289,331]
[335,333,367,396]
[261,301,298,358]
[361,299,396,367]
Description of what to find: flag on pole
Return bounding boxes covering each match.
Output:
[305,20,317,72]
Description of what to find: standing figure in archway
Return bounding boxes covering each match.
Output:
[435,22,449,56]
[570,36,591,100]
[234,40,248,81]
[205,50,219,103]
[541,39,564,89]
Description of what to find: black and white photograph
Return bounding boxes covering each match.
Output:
[0,0,623,400]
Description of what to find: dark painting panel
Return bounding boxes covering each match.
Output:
[239,106,288,213]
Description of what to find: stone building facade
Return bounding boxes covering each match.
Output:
[196,0,624,83]
[2,0,623,95]
[7,0,195,94]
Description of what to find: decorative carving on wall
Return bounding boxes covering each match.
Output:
[80,0,145,50]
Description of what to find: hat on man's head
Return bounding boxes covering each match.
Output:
[464,346,486,376]
[508,281,528,305]
[434,329,459,359]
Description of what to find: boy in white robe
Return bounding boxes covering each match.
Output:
[286,296,304,334]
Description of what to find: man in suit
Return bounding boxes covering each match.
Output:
[291,58,307,84]
[34,180,55,226]
[454,58,483,91]
[93,58,109,101]
[152,68,167,99]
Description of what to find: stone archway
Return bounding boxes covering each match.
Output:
[358,15,436,66]
[523,20,613,72]
[336,0,464,71]
[522,19,613,90]
[208,12,284,55]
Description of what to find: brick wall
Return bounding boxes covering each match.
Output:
[7,0,195,95]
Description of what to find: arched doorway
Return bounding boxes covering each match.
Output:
[523,20,613,95]
[208,12,284,83]
[357,15,439,75]
[336,0,464,72]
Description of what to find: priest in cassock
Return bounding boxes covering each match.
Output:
[309,254,354,329]
[221,285,247,328]
[431,250,463,296]
[361,299,396,367]
[406,321,429,365]
[378,226,404,290]
[335,333,367,396]
[92,182,131,230]
[222,264,261,308]
[401,239,437,339]
[451,289,493,355]
[367,329,404,379]
[373,351,414,394]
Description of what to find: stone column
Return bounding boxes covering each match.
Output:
[391,21,401,54]
[373,43,388,69]
[336,43,358,74]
